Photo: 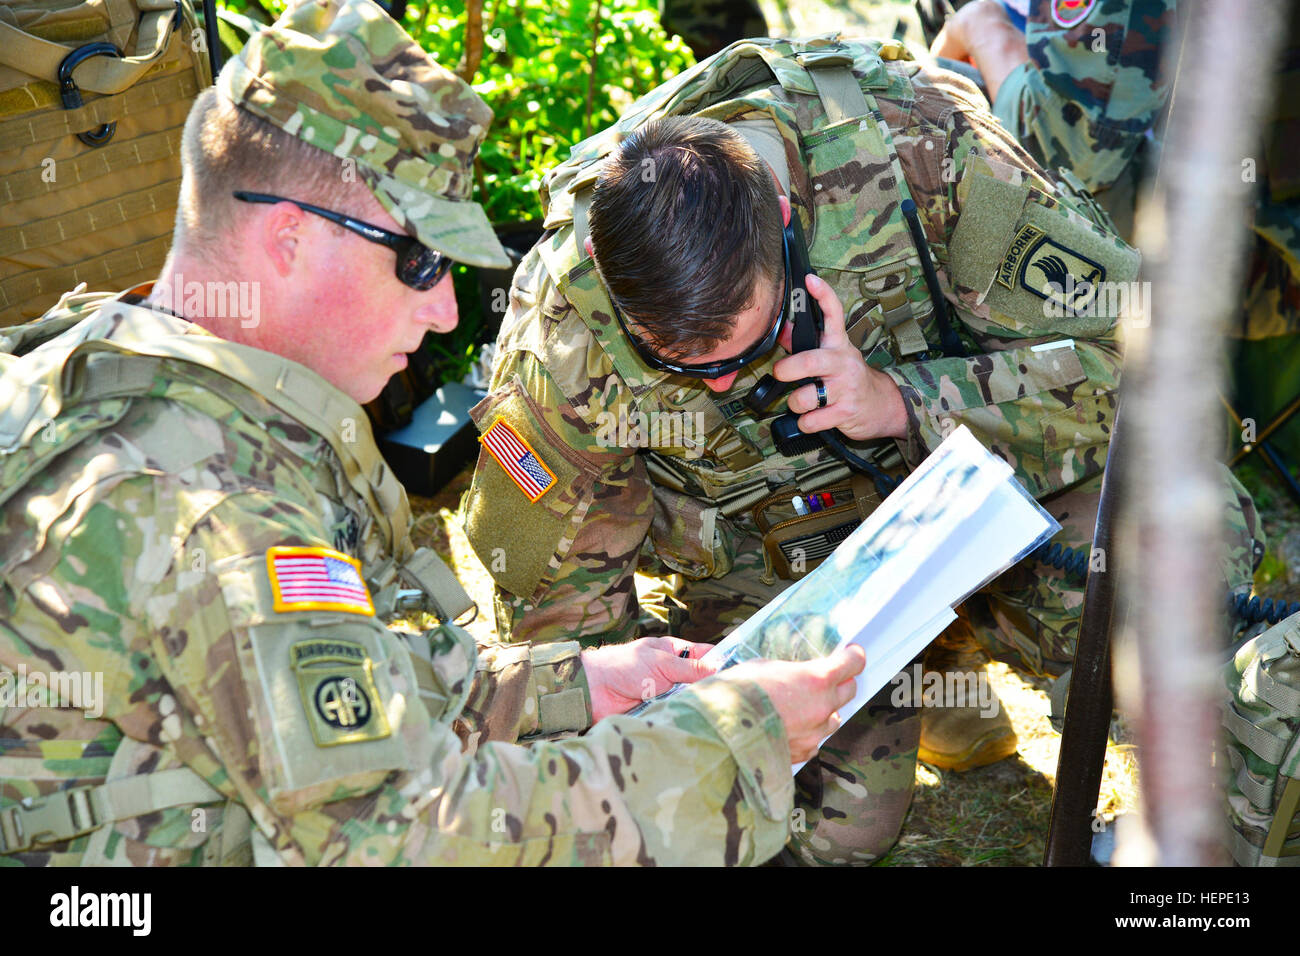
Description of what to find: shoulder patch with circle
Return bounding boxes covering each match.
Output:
[289,638,391,747]
[1051,0,1097,28]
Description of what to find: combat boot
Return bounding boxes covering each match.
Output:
[916,628,1018,772]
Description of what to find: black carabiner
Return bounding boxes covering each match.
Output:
[58,42,122,148]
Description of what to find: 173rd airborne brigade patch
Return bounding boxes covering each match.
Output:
[997,223,1105,317]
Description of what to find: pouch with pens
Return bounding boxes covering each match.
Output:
[752,473,892,580]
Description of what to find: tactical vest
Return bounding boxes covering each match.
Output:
[1222,613,1300,867]
[517,36,953,519]
[0,0,212,327]
[0,292,475,863]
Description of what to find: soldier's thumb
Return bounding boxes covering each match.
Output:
[821,644,866,683]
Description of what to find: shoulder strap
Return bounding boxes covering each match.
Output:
[0,303,413,557]
[396,547,475,622]
[0,306,484,621]
[76,331,415,558]
[797,49,872,124]
[0,766,223,854]
[0,0,182,95]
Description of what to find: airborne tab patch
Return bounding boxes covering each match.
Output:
[996,224,1044,290]
[289,638,391,747]
[267,546,375,616]
[480,417,557,502]
[1000,227,1106,317]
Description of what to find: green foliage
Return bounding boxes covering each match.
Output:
[216,0,693,226]
[432,0,693,224]
[1257,550,1286,591]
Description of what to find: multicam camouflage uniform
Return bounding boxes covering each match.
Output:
[465,35,1152,863]
[990,0,1176,236]
[0,0,797,867]
[983,0,1279,568]
[991,0,1299,336]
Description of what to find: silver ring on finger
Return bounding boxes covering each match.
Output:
[815,377,828,409]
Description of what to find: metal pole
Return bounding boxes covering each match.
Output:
[1117,0,1289,866]
[203,0,223,81]
[1043,407,1125,866]
[1221,394,1300,504]
[1227,391,1300,468]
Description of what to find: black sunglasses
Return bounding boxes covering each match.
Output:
[232,191,453,291]
[609,221,792,379]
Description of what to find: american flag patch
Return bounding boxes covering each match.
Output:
[480,417,557,502]
[266,547,375,616]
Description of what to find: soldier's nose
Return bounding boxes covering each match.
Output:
[703,371,739,393]
[777,324,794,354]
[420,274,459,334]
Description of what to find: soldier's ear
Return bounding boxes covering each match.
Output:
[260,200,304,278]
[583,235,595,260]
[779,194,791,228]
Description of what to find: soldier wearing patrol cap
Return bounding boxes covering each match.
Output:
[0,0,867,866]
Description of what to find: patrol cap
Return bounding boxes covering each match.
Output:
[217,0,510,268]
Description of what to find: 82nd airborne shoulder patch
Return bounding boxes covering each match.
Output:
[480,417,557,502]
[289,638,392,747]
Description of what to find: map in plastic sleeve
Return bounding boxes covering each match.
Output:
[631,425,1061,770]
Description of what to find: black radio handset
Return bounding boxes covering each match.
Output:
[744,214,822,414]
[744,213,899,498]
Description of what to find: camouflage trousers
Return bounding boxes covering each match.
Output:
[634,481,1106,864]
[946,466,1261,676]
[638,465,1263,863]
[960,474,1103,678]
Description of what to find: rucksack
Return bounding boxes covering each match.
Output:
[0,0,211,327]
[1221,610,1300,866]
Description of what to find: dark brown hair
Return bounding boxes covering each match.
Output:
[588,116,783,359]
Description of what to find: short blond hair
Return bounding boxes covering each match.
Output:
[174,88,376,258]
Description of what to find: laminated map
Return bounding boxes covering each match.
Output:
[634,425,1062,770]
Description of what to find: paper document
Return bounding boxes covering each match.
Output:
[631,426,1061,772]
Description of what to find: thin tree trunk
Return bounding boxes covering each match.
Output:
[585,1,602,138]
[459,0,484,82]
[1118,0,1288,866]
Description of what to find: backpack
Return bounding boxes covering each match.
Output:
[1221,610,1300,865]
[0,0,211,327]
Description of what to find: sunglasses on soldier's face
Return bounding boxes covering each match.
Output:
[609,222,792,379]
[232,191,453,291]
